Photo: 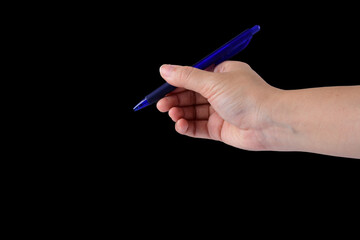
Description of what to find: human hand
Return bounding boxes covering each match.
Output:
[156,60,360,158]
[157,61,281,151]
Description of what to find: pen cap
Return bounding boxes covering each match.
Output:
[250,25,260,34]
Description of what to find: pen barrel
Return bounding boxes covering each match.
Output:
[193,30,253,69]
[137,25,260,110]
[145,30,255,104]
[146,82,176,104]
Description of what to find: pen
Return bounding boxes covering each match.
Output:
[133,25,260,111]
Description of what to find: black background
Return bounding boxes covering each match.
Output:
[115,7,359,163]
[66,4,360,178]
[32,3,360,227]
[7,2,359,235]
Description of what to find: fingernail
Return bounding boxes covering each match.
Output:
[160,64,175,78]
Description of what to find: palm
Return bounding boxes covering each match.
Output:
[157,89,263,151]
[207,109,263,151]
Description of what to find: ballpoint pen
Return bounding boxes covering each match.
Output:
[133,25,260,111]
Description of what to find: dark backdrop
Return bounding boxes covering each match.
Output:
[66,6,358,213]
[47,3,360,226]
[19,2,360,234]
[72,5,360,174]
[118,10,359,162]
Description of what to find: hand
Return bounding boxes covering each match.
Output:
[157,61,281,151]
[157,61,360,159]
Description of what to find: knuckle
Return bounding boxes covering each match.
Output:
[214,61,235,72]
[215,61,251,73]
[239,62,252,71]
[178,66,195,82]
[238,61,250,69]
[201,75,221,98]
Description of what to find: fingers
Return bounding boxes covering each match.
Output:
[204,63,215,72]
[159,64,218,97]
[213,60,251,73]
[157,90,208,112]
[175,118,211,139]
[166,87,186,95]
[168,105,213,122]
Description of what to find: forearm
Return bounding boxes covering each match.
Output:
[265,86,360,158]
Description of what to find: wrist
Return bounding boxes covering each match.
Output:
[259,89,300,152]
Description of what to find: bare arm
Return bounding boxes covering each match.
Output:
[265,86,360,158]
[157,62,360,159]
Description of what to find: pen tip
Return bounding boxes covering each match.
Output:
[133,99,150,111]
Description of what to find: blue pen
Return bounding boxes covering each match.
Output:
[133,25,260,111]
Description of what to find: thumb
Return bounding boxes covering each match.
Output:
[159,64,217,97]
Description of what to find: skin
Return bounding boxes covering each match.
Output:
[156,61,360,159]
